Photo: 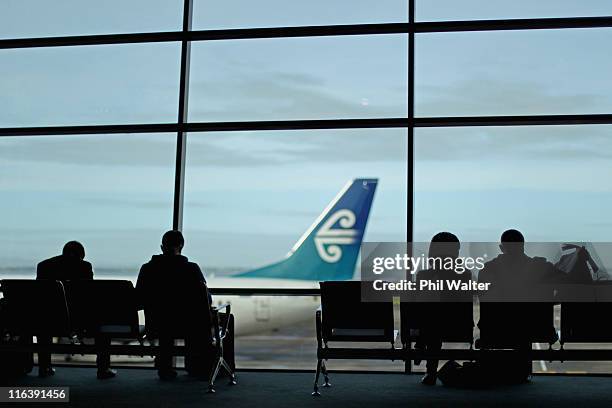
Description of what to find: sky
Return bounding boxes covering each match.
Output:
[2,1,612,273]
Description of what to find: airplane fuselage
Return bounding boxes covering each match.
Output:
[207,277,320,336]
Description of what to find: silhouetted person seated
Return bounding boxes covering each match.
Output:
[477,229,571,382]
[478,229,571,302]
[136,230,213,380]
[415,232,472,386]
[36,241,116,379]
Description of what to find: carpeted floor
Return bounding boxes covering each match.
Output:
[5,368,612,408]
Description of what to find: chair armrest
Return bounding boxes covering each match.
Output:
[212,304,232,342]
[213,303,231,314]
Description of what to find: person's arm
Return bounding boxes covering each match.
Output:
[477,265,488,284]
[135,266,148,310]
[194,264,213,305]
[84,261,94,280]
[35,262,44,280]
[536,258,570,284]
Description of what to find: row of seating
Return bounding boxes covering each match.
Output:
[0,279,236,392]
[314,281,612,395]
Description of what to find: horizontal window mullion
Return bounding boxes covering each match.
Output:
[415,114,612,127]
[3,16,612,49]
[416,16,612,33]
[5,114,612,137]
[0,119,409,136]
[208,288,320,296]
[0,23,408,49]
[0,31,183,49]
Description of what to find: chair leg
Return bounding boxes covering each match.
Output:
[321,360,331,387]
[220,358,237,385]
[312,359,322,396]
[207,357,222,394]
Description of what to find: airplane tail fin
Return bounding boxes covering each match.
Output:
[236,178,377,281]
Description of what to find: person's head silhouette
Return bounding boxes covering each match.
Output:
[62,241,85,260]
[429,231,460,261]
[161,230,184,255]
[499,229,525,256]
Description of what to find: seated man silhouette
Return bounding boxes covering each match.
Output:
[477,229,570,382]
[478,229,570,301]
[415,232,472,386]
[136,230,213,380]
[36,241,116,379]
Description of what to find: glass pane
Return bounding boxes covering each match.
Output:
[0,43,181,127]
[193,0,407,29]
[0,0,183,39]
[416,29,612,117]
[188,35,407,122]
[414,125,612,242]
[418,0,612,21]
[183,129,407,287]
[0,134,175,278]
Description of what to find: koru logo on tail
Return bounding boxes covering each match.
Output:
[314,209,358,263]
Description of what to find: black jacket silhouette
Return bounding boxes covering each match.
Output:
[136,254,211,337]
[35,254,111,373]
[136,254,213,375]
[478,253,567,302]
[36,255,93,281]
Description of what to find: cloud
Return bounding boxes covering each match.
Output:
[188,69,404,121]
[76,196,176,209]
[416,124,612,162]
[417,77,607,117]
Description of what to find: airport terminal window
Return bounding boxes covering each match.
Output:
[2,1,612,374]
[188,35,408,122]
[417,0,612,21]
[0,0,183,39]
[0,134,175,278]
[0,43,181,128]
[193,0,407,29]
[415,28,612,117]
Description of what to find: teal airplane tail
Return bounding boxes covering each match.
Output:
[236,179,377,281]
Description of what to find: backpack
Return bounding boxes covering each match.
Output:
[437,358,530,388]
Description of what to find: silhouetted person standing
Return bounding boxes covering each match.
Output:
[36,241,116,379]
[136,230,213,380]
[416,232,472,385]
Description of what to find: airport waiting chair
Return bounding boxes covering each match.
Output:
[143,281,236,392]
[0,279,73,340]
[0,279,235,393]
[477,302,558,349]
[560,282,612,345]
[400,300,474,351]
[476,302,556,380]
[313,281,396,396]
[63,280,143,341]
[207,305,236,393]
